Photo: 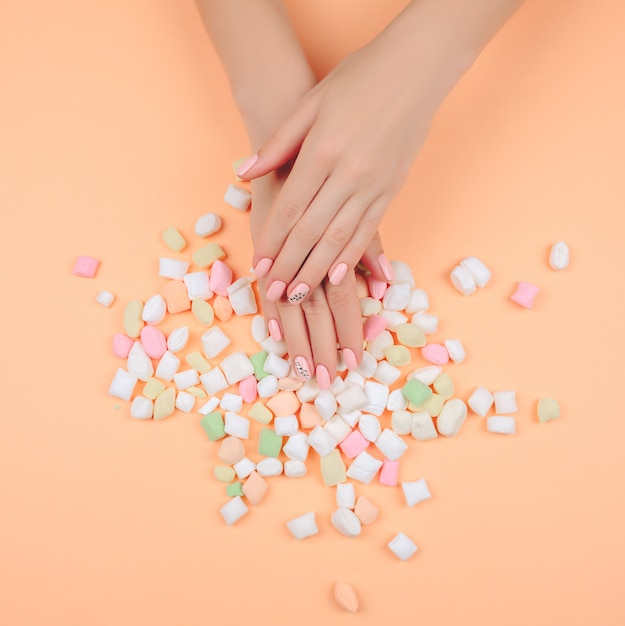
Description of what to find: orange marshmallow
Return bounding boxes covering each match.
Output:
[160,280,191,314]
[266,391,301,417]
[217,436,246,465]
[213,295,233,321]
[354,496,379,525]
[242,470,268,505]
[298,403,323,429]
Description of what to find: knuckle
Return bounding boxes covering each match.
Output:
[294,217,322,246]
[358,215,380,240]
[325,224,351,248]
[276,200,303,224]
[301,291,327,318]
[326,284,353,311]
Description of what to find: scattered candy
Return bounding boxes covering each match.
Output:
[162,227,186,251]
[159,258,189,280]
[354,496,379,524]
[220,496,248,525]
[194,213,222,237]
[402,478,432,506]
[510,281,540,309]
[388,532,418,561]
[331,507,362,537]
[486,416,516,434]
[549,241,570,270]
[96,290,115,307]
[467,386,494,416]
[286,511,318,540]
[537,398,561,423]
[333,582,359,613]
[72,255,99,278]
[493,390,518,414]
[224,184,252,211]
[436,398,468,437]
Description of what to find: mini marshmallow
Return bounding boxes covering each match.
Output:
[127,342,154,381]
[155,350,180,381]
[379,460,399,487]
[143,377,165,400]
[401,378,432,407]
[363,381,390,417]
[263,352,291,378]
[324,415,352,444]
[344,371,366,389]
[191,299,214,326]
[173,368,200,390]
[140,326,167,359]
[390,259,415,286]
[142,295,167,325]
[383,283,411,311]
[336,385,368,413]
[248,401,273,424]
[284,460,307,478]
[419,392,445,417]
[277,377,303,392]
[329,376,348,396]
[96,290,115,307]
[388,532,418,561]
[257,375,279,398]
[367,330,394,360]
[183,271,212,300]
[331,508,362,538]
[387,390,408,413]
[109,368,138,401]
[242,471,268,506]
[307,425,338,457]
[340,430,370,459]
[396,323,426,348]
[297,404,321,431]
[175,391,195,413]
[213,296,233,321]
[359,413,381,442]
[408,366,443,386]
[321,449,347,487]
[251,315,269,343]
[375,428,408,461]
[391,410,412,435]
[209,260,233,296]
[162,226,186,251]
[165,326,189,354]
[219,496,248,526]
[444,339,466,363]
[218,436,246,465]
[123,300,144,339]
[228,277,258,316]
[266,391,300,416]
[411,411,438,440]
[363,315,388,341]
[201,327,231,359]
[259,336,287,356]
[160,280,190,314]
[198,396,220,415]
[224,184,252,211]
[460,256,491,287]
[238,376,257,403]
[537,398,561,423]
[368,277,387,300]
[549,241,570,270]
[194,212,222,237]
[402,478,432,506]
[437,398,468,437]
[336,483,356,509]
[450,264,477,295]
[153,388,176,420]
[354,496,380,523]
[346,451,383,485]
[383,345,411,368]
[493,390,518,414]
[221,351,254,385]
[112,333,133,358]
[487,416,516,434]
[199,367,229,395]
[379,309,408,331]
[373,361,402,385]
[192,243,225,268]
[337,408,362,428]
[421,343,449,365]
[510,281,540,309]
[274,415,299,437]
[296,380,320,403]
[72,255,99,277]
[286,511,318,540]
[360,297,383,316]
[315,390,337,421]
[233,457,256,479]
[283,432,309,462]
[406,289,429,313]
[412,312,439,334]
[186,352,211,374]
[357,351,378,378]
[467,386,494,416]
[224,412,250,439]
[433,373,454,399]
[159,258,189,280]
[256,457,283,477]
[220,392,243,413]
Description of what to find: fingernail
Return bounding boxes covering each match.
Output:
[294,356,312,381]
[328,262,349,286]
[368,276,387,300]
[266,280,287,301]
[268,318,282,342]
[235,153,258,177]
[342,348,359,370]
[378,254,395,282]
[287,282,310,304]
[253,257,273,278]
[315,364,331,390]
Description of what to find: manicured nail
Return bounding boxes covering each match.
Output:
[315,364,331,390]
[235,153,258,177]
[253,257,273,278]
[266,280,287,301]
[378,254,395,282]
[328,262,349,286]
[368,276,387,300]
[268,318,282,342]
[287,282,310,304]
[342,348,359,370]
[294,356,312,381]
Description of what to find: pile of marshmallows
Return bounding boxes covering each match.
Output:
[86,182,565,564]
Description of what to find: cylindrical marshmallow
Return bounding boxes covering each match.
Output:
[167,326,189,353]
[201,327,231,359]
[401,478,432,506]
[363,381,389,417]
[331,508,362,538]
[375,428,408,460]
[487,415,516,434]
[388,532,418,561]
[437,398,468,437]
[549,241,570,270]
[130,395,153,419]
[155,350,180,382]
[173,368,200,390]
[219,392,243,413]
[444,339,466,363]
[159,257,189,280]
[219,496,248,525]
[221,351,254,385]
[336,483,356,509]
[251,314,269,343]
[493,390,518,414]
[307,425,338,457]
[282,432,309,462]
[127,342,154,381]
[450,264,477,295]
[390,259,415,287]
[467,386,493,416]
[199,367,229,395]
[224,184,252,211]
[356,351,378,378]
[274,415,299,437]
[257,375,279,398]
[406,288,429,313]
[284,460,307,478]
[142,294,167,325]
[412,312,439,335]
[383,283,411,311]
[314,390,337,421]
[263,352,291,378]
[510,281,540,309]
[224,412,250,439]
[460,256,491,287]
[256,457,283,477]
[286,511,318,540]
[175,391,195,413]
[336,385,368,413]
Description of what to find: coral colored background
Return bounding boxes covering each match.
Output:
[2,1,624,624]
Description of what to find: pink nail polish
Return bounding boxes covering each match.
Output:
[236,153,258,177]
[268,318,282,341]
[266,280,287,301]
[294,356,312,380]
[368,276,387,300]
[315,364,331,390]
[287,282,310,304]
[254,257,273,279]
[342,348,359,370]
[378,254,395,282]
[329,262,349,286]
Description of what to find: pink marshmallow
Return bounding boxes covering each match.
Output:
[140,326,167,359]
[72,255,100,278]
[379,460,399,486]
[421,343,449,365]
[363,315,388,341]
[239,375,258,404]
[112,333,133,358]
[209,260,234,297]
[368,277,387,300]
[510,281,540,309]
[339,430,370,459]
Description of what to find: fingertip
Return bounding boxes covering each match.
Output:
[235,153,259,178]
[328,262,349,286]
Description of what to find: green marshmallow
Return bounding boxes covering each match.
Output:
[226,481,244,497]
[200,411,225,441]
[401,378,433,406]
[258,428,283,458]
[250,350,270,380]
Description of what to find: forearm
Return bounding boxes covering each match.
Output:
[195,0,315,146]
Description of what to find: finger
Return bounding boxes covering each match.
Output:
[300,286,338,390]
[276,298,316,383]
[359,231,391,282]
[235,93,320,180]
[324,271,363,370]
[255,276,284,342]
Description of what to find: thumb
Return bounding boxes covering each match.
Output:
[235,94,319,180]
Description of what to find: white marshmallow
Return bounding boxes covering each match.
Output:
[344,371,365,389]
[259,336,288,357]
[437,398,468,437]
[173,368,199,390]
[408,366,442,386]
[221,351,254,385]
[549,241,570,270]
[444,339,466,363]
[194,212,222,237]
[274,415,299,437]
[224,412,250,439]
[127,342,154,381]
[219,496,248,525]
[324,415,352,444]
[307,425,338,457]
[379,309,408,331]
[257,375,279,398]
[167,326,189,353]
[383,283,411,311]
[487,416,516,434]
[201,327,231,359]
[388,532,418,561]
[284,460,307,477]
[219,392,243,413]
[336,385,368,413]
[460,256,491,287]
[142,294,167,325]
[391,410,412,436]
[233,457,256,479]
[108,367,138,401]
[314,390,337,421]
[155,350,180,381]
[336,483,356,509]
[198,396,220,415]
[263,352,291,378]
[363,381,389,417]
[183,271,212,300]
[224,184,252,211]
[406,289,429,314]
[329,376,348,397]
[337,409,362,428]
[130,395,153,419]
[450,264,477,296]
[346,451,383,484]
[359,413,381,443]
[356,351,378,378]
[375,428,408,461]
[96,290,115,307]
[159,257,189,280]
[411,312,438,334]
[175,391,195,413]
[199,367,229,395]
[493,390,518,414]
[331,508,362,537]
[411,411,438,440]
[296,380,320,403]
[256,457,283,477]
[390,259,415,287]
[387,389,408,412]
[402,478,432,506]
[367,330,394,360]
[227,277,258,315]
[467,386,494,416]
[282,432,309,462]
[251,314,269,342]
[286,511,318,540]
[373,361,401,385]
